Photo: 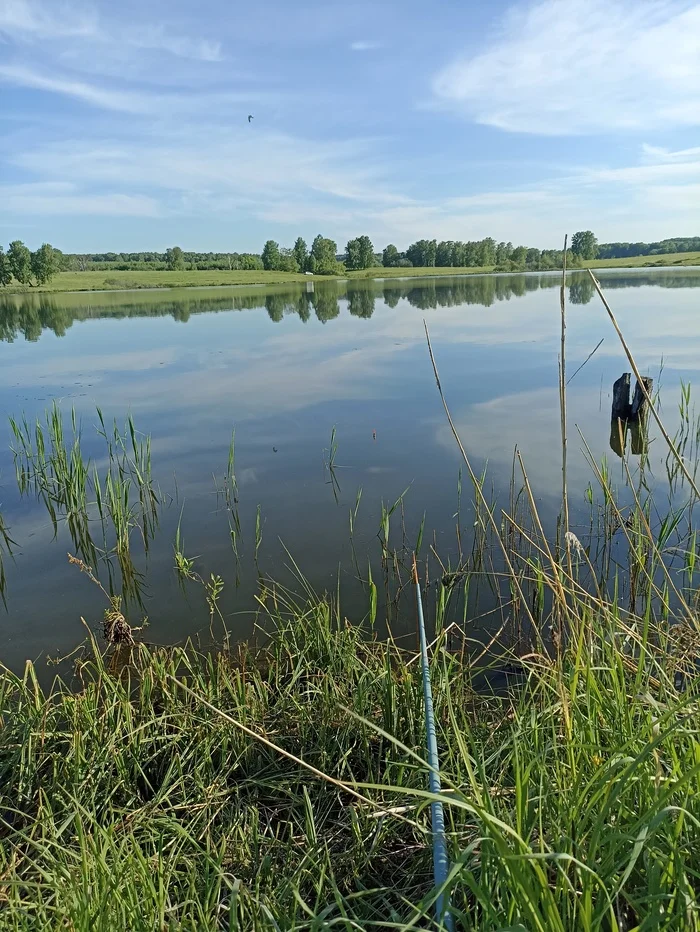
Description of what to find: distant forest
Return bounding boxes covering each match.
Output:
[50,233,700,274]
[1,232,699,286]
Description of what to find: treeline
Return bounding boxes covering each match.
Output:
[261,235,343,275]
[3,230,698,285]
[0,241,63,287]
[383,238,584,272]
[65,247,264,272]
[596,237,700,260]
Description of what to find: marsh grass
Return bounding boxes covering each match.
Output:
[9,403,159,604]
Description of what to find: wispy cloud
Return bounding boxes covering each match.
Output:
[641,143,700,163]
[0,0,222,61]
[350,40,382,51]
[0,0,97,40]
[433,0,700,134]
[15,129,399,208]
[0,181,160,215]
[0,64,148,111]
[0,63,268,112]
[116,25,222,62]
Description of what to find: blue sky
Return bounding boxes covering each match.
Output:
[1,0,699,252]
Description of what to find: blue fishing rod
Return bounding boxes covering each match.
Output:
[412,554,453,931]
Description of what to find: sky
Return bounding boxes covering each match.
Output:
[1,0,699,253]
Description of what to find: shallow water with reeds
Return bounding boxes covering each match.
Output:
[1,268,699,670]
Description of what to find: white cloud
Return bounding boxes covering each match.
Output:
[15,129,400,211]
[641,143,700,163]
[0,0,222,61]
[116,25,223,62]
[0,0,97,39]
[0,63,268,112]
[433,0,700,134]
[10,131,700,244]
[0,64,151,110]
[350,40,382,51]
[0,182,160,215]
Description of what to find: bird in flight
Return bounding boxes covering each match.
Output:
[248,114,254,123]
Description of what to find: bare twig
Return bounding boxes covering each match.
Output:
[567,338,604,385]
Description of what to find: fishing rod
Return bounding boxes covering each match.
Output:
[412,554,453,931]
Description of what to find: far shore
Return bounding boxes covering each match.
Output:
[4,250,699,295]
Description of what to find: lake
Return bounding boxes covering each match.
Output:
[1,268,699,672]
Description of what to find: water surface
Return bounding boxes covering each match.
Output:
[1,269,699,670]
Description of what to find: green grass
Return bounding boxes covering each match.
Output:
[588,251,700,269]
[1,578,699,929]
[7,268,313,293]
[5,266,495,294]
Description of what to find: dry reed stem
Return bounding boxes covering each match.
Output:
[559,236,570,537]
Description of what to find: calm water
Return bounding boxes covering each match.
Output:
[1,269,699,671]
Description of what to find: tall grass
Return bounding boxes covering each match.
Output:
[0,571,699,929]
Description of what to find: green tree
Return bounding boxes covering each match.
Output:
[293,237,308,271]
[406,240,427,267]
[165,246,186,271]
[30,243,60,285]
[436,241,454,267]
[356,235,374,269]
[345,238,361,270]
[262,240,281,271]
[382,244,399,267]
[278,248,300,273]
[477,237,496,267]
[525,248,541,270]
[311,235,340,275]
[8,241,32,285]
[571,231,598,260]
[0,247,12,287]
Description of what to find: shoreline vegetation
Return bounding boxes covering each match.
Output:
[1,274,700,926]
[2,249,699,294]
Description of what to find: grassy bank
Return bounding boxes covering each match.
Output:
[4,250,698,294]
[1,582,699,929]
[588,251,700,269]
